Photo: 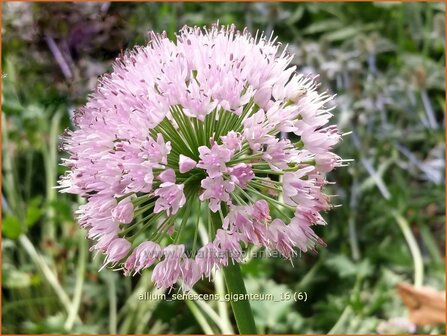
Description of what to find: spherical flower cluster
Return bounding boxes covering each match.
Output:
[59,24,346,290]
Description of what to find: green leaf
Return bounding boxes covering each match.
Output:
[25,198,42,228]
[245,277,296,332]
[286,6,305,25]
[2,268,32,288]
[2,215,23,239]
[324,27,359,42]
[324,23,381,42]
[50,198,72,222]
[303,19,342,34]
[325,255,372,279]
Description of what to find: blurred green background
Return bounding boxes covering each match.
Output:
[2,2,445,334]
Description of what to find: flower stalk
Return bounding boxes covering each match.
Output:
[222,262,257,334]
[210,209,257,334]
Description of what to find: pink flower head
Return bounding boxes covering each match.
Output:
[180,258,202,291]
[315,152,342,173]
[179,154,197,173]
[199,176,235,212]
[140,134,172,165]
[243,110,274,151]
[196,242,223,278]
[224,205,269,246]
[214,229,243,264]
[265,101,300,133]
[251,200,271,223]
[282,166,317,207]
[267,219,295,258]
[111,196,134,224]
[124,241,162,275]
[263,138,294,170]
[158,168,176,183]
[288,216,324,252]
[90,232,117,253]
[103,238,131,268]
[294,205,327,226]
[253,85,272,108]
[152,245,185,289]
[229,163,254,188]
[197,143,232,178]
[301,125,341,154]
[122,161,154,194]
[59,23,344,291]
[239,218,270,246]
[154,182,186,215]
[221,131,242,152]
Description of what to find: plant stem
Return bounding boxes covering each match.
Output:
[186,300,214,335]
[392,211,424,287]
[64,232,87,330]
[108,273,118,334]
[215,269,235,334]
[18,235,81,323]
[221,262,257,334]
[42,110,63,241]
[210,210,257,334]
[188,287,232,334]
[327,306,352,334]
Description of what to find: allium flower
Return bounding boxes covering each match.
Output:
[58,24,347,291]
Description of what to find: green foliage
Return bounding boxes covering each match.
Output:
[2,215,22,239]
[2,2,445,334]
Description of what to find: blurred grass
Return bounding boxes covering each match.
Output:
[2,2,445,334]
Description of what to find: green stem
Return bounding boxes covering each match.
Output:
[327,306,352,335]
[64,233,87,330]
[18,235,81,323]
[210,210,257,334]
[186,300,214,334]
[221,262,257,334]
[108,274,118,334]
[228,153,262,165]
[391,211,424,287]
[214,270,235,334]
[42,110,63,241]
